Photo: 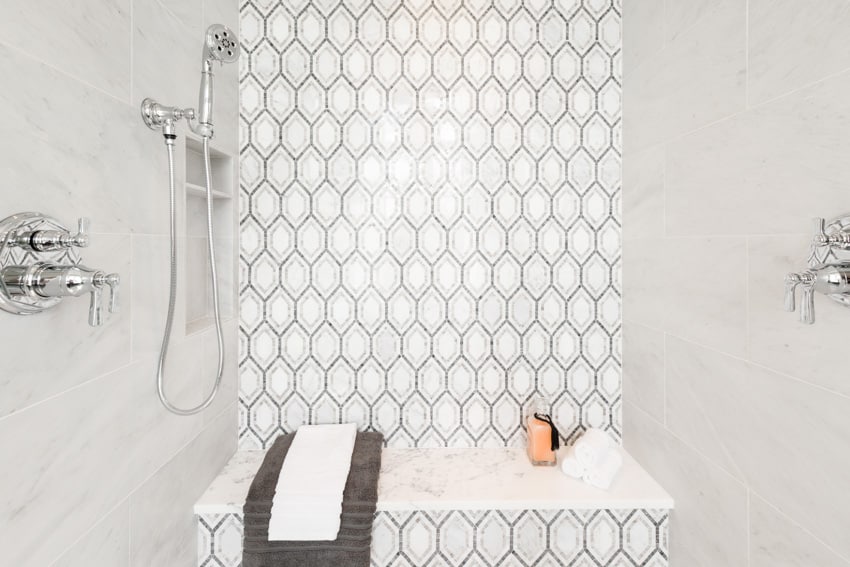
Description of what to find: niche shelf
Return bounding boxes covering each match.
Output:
[184,136,236,336]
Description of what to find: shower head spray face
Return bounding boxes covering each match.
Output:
[204,24,239,65]
[194,24,240,138]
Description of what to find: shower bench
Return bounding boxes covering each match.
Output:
[195,447,673,566]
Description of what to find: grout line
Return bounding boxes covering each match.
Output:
[749,488,850,566]
[0,360,135,425]
[744,0,749,109]
[662,331,850,403]
[129,0,135,106]
[625,401,748,490]
[661,332,667,427]
[46,497,131,567]
[744,237,751,359]
[626,315,850,403]
[0,37,131,109]
[746,488,751,567]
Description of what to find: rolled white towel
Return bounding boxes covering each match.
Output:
[573,428,613,468]
[582,446,623,490]
[560,445,585,479]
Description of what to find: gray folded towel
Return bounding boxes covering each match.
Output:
[242,431,383,567]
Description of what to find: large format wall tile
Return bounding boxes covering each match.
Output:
[0,1,240,565]
[665,70,850,236]
[665,336,850,559]
[749,494,850,567]
[239,0,623,449]
[0,0,131,101]
[0,42,169,238]
[747,234,850,397]
[129,406,236,567]
[624,403,748,567]
[622,322,664,423]
[0,234,131,418]
[624,0,746,153]
[748,0,850,106]
[624,0,850,563]
[51,503,130,567]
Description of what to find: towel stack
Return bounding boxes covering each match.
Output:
[269,424,358,541]
[560,428,623,490]
[242,430,383,567]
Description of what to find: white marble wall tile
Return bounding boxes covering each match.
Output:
[665,71,850,236]
[622,146,664,241]
[0,1,240,565]
[622,0,663,71]
[0,0,131,101]
[0,233,131,418]
[664,336,850,559]
[663,237,747,358]
[622,238,666,329]
[0,42,169,237]
[663,0,742,44]
[159,0,204,32]
[624,0,746,154]
[623,402,748,567]
[748,0,850,106]
[129,407,235,567]
[133,0,203,112]
[622,322,664,423]
[747,235,850,397]
[0,363,139,566]
[749,494,850,567]
[51,502,129,567]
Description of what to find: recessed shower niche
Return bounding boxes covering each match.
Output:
[185,136,235,334]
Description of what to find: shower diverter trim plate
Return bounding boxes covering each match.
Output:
[0,212,75,315]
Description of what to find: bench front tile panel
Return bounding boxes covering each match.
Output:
[198,509,669,567]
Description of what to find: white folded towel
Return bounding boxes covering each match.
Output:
[582,446,623,490]
[268,423,358,541]
[573,428,613,468]
[560,444,585,479]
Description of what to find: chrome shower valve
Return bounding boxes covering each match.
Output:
[0,263,120,327]
[811,217,850,255]
[7,217,89,251]
[784,264,850,325]
[0,212,121,326]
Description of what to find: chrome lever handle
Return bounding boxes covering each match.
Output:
[68,217,90,248]
[799,280,815,325]
[89,286,103,327]
[784,273,800,312]
[104,273,120,314]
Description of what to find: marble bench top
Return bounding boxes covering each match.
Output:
[194,446,673,515]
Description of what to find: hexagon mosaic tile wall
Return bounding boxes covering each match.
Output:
[198,509,668,566]
[239,0,622,449]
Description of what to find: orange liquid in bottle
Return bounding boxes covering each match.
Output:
[527,415,557,466]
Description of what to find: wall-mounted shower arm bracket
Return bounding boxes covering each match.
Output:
[140,98,196,138]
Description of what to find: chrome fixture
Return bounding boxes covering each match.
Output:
[141,24,239,416]
[784,215,850,324]
[0,212,119,326]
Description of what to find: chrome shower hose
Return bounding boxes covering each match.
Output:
[156,137,225,415]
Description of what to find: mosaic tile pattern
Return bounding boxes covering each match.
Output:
[239,0,623,448]
[198,509,668,566]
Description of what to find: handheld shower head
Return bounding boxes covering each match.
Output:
[194,24,239,138]
[203,24,239,65]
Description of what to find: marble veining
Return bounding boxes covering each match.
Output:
[194,447,673,515]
